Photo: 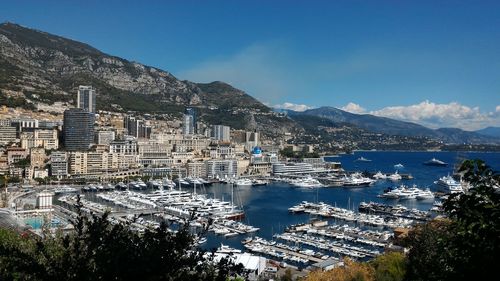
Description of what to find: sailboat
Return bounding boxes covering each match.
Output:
[223,182,245,220]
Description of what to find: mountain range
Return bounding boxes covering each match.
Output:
[285,107,499,144]
[0,22,498,145]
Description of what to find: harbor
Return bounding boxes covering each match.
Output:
[5,151,500,271]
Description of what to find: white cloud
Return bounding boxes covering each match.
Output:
[369,100,500,131]
[340,102,366,114]
[274,102,313,112]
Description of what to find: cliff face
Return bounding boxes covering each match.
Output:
[0,22,298,135]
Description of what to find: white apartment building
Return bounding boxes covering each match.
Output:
[20,129,59,150]
[206,159,238,179]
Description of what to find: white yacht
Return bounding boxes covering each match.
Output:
[415,188,435,200]
[251,179,269,186]
[235,178,253,186]
[398,187,421,200]
[435,175,464,194]
[290,176,323,188]
[343,173,375,187]
[387,171,402,181]
[373,171,387,180]
[54,186,78,194]
[394,163,404,169]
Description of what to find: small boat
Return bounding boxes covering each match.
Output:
[235,178,253,186]
[423,158,448,167]
[394,163,404,169]
[387,171,402,181]
[355,156,372,162]
[372,171,387,180]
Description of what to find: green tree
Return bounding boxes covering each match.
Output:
[370,252,406,281]
[0,197,245,280]
[405,159,500,281]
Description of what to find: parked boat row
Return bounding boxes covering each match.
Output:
[243,236,330,265]
[82,183,115,192]
[210,218,260,237]
[305,226,389,248]
[54,186,78,194]
[286,222,392,245]
[289,201,414,228]
[275,232,380,259]
[358,201,431,221]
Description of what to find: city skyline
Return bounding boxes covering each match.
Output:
[1,0,499,130]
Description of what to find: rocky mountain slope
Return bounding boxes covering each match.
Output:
[0,22,296,136]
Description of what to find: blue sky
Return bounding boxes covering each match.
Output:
[1,0,499,130]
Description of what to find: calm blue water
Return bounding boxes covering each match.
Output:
[201,151,500,250]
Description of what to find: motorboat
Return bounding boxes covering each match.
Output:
[235,178,253,186]
[423,158,448,167]
[387,171,402,181]
[343,173,375,187]
[355,156,372,162]
[54,186,78,194]
[251,179,269,186]
[290,176,323,188]
[372,171,387,180]
[394,163,404,169]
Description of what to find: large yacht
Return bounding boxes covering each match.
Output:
[343,173,375,187]
[434,175,464,194]
[423,158,448,167]
[290,176,324,188]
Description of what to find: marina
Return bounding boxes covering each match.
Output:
[7,151,500,270]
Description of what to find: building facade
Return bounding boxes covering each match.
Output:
[77,85,96,113]
[20,129,59,150]
[206,159,238,179]
[50,152,68,177]
[63,108,95,151]
[212,125,231,142]
[0,125,16,144]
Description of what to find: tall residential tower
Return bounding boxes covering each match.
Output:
[77,85,96,113]
[63,108,95,151]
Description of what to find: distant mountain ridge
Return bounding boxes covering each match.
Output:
[0,22,297,136]
[286,107,500,144]
[475,127,500,138]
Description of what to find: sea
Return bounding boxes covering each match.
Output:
[201,151,500,251]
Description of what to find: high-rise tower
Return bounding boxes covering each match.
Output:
[77,85,96,113]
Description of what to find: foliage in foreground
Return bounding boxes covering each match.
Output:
[404,159,500,281]
[0,204,244,280]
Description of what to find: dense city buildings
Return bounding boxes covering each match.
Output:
[63,108,95,151]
